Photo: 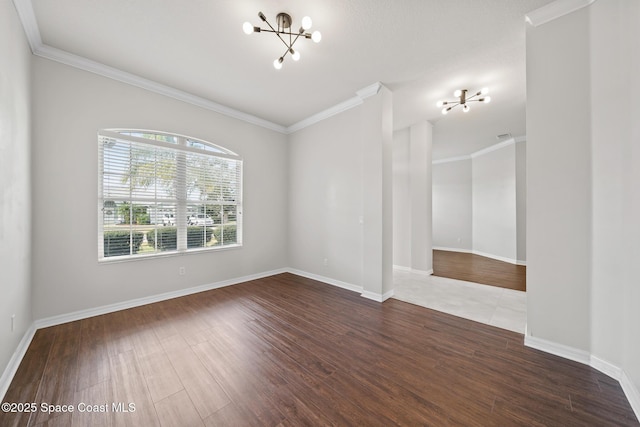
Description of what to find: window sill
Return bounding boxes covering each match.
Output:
[98,243,242,264]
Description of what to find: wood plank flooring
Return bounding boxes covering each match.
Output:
[433,250,527,291]
[2,273,636,426]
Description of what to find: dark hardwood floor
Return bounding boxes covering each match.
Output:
[2,273,636,426]
[433,249,527,291]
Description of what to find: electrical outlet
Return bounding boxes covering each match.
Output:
[179,267,186,276]
[323,258,328,266]
[11,314,15,332]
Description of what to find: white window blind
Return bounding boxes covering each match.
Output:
[98,129,242,260]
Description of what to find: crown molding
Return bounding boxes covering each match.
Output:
[433,135,526,164]
[525,0,596,27]
[286,95,363,134]
[470,137,517,158]
[12,0,41,52]
[32,44,288,134]
[286,82,383,134]
[432,155,471,165]
[356,82,382,99]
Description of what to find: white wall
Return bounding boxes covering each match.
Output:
[31,58,289,319]
[623,0,640,406]
[472,144,517,262]
[432,159,472,251]
[288,106,364,287]
[0,1,33,385]
[392,123,433,273]
[527,0,640,409]
[588,0,640,401]
[589,0,628,368]
[409,122,433,274]
[526,5,592,351]
[289,86,394,299]
[392,129,411,267]
[516,142,527,261]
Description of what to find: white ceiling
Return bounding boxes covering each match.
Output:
[24,0,554,160]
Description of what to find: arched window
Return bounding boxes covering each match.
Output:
[98,129,242,260]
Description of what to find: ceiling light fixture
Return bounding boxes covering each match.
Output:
[243,11,322,70]
[436,88,491,115]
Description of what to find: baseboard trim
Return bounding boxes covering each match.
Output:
[524,334,590,365]
[287,268,397,303]
[361,289,395,303]
[470,250,522,266]
[34,268,288,330]
[590,355,623,380]
[525,335,640,422]
[432,246,472,253]
[287,266,398,302]
[433,247,526,266]
[621,371,640,422]
[0,324,37,401]
[286,268,363,294]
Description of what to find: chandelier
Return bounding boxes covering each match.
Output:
[437,88,491,114]
[243,12,322,70]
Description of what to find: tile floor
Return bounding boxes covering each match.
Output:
[392,269,527,334]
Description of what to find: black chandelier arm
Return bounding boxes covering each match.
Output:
[279,46,291,61]
[288,30,304,50]
[253,26,306,56]
[255,27,309,51]
[252,28,308,38]
[273,31,291,50]
[441,98,483,105]
[258,16,292,50]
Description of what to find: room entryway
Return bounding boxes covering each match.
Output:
[392,251,527,334]
[432,250,526,292]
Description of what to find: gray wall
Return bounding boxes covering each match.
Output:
[289,87,394,298]
[432,141,525,264]
[31,57,290,319]
[392,129,411,267]
[409,122,433,273]
[588,0,640,395]
[516,142,527,261]
[392,123,433,273]
[0,1,33,386]
[472,144,517,262]
[288,106,364,286]
[527,2,593,353]
[432,159,472,251]
[527,0,640,397]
